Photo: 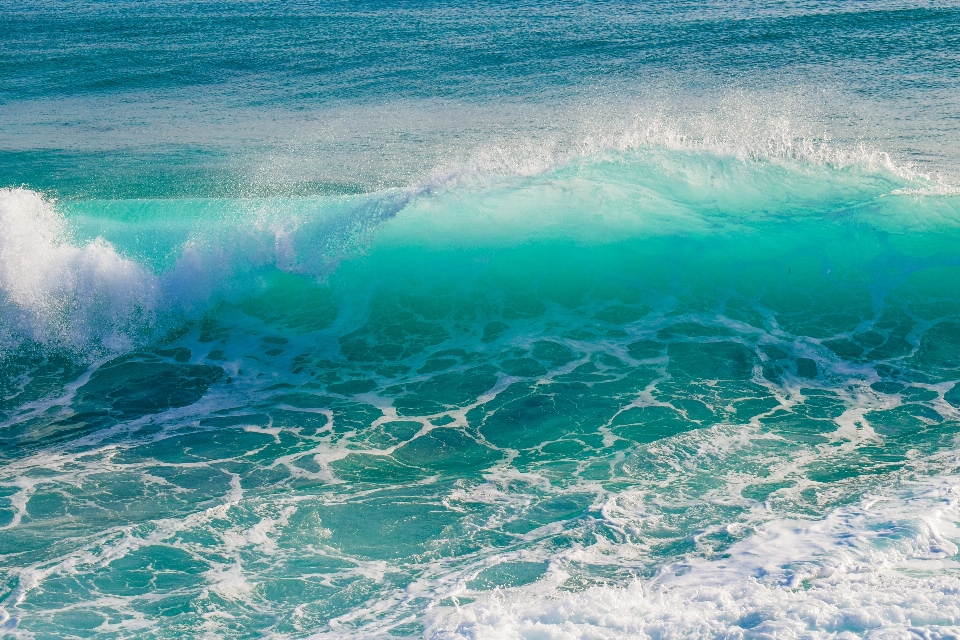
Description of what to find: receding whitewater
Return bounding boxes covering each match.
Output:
[4,1,960,638]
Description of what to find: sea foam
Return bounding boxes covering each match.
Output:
[0,188,158,351]
[425,474,960,639]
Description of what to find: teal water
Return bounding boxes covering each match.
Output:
[4,2,960,638]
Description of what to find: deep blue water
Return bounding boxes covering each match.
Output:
[3,1,960,638]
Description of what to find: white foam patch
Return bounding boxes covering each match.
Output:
[0,188,159,351]
[426,476,960,639]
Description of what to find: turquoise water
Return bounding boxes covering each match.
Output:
[4,2,960,638]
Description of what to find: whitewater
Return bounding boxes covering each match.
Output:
[3,1,960,638]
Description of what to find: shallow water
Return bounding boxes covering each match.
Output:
[3,1,960,638]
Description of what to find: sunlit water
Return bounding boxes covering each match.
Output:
[3,1,960,638]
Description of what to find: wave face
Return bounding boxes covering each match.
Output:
[2,148,960,638]
[4,1,960,638]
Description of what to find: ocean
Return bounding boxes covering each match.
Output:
[3,1,960,637]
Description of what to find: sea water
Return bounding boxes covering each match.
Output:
[3,1,960,638]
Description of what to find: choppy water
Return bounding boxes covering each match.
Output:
[3,1,960,638]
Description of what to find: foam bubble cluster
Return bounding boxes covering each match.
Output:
[427,476,960,639]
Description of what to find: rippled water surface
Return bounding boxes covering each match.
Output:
[3,1,960,638]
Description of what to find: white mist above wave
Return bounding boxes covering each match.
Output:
[8,81,960,196]
[425,473,960,640]
[252,89,949,196]
[425,113,900,191]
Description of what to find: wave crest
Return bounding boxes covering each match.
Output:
[0,186,420,354]
[0,188,159,352]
